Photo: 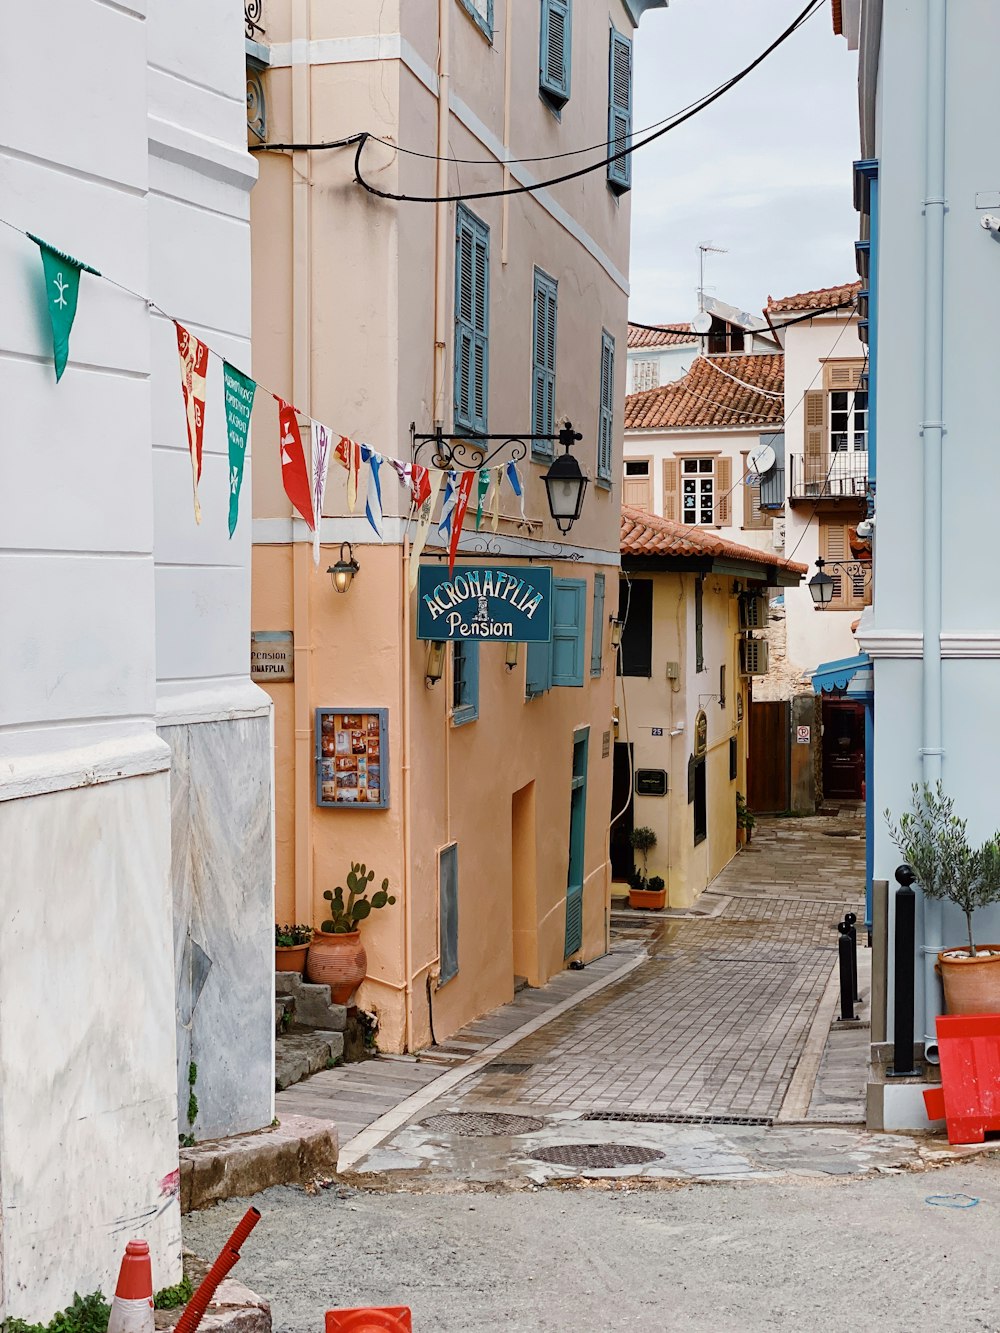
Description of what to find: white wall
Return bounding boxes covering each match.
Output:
[627,342,699,390]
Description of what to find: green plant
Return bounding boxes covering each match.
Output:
[5,1291,111,1333]
[186,1060,199,1131]
[154,1276,194,1310]
[886,782,1000,956]
[275,922,313,947]
[736,793,756,831]
[321,863,396,934]
[358,1008,379,1051]
[629,827,657,886]
[648,876,665,893]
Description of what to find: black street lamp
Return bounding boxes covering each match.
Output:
[542,421,588,535]
[808,557,835,607]
[327,541,360,595]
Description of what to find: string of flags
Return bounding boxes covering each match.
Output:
[20,223,531,578]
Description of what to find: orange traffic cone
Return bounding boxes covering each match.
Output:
[107,1240,154,1333]
[325,1310,412,1332]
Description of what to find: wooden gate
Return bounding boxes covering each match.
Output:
[748,700,790,813]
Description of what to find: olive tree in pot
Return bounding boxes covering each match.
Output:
[628,826,665,910]
[306,862,397,1004]
[886,783,1000,1014]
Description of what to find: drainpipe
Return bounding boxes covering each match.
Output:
[401,538,415,1052]
[919,0,947,1063]
[433,0,450,427]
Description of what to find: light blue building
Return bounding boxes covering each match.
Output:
[836,0,1000,1127]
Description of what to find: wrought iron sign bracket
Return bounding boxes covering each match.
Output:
[410,421,582,471]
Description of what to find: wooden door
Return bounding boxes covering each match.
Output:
[822,699,865,800]
[748,700,790,813]
[565,729,589,958]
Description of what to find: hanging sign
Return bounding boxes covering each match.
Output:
[416,565,554,642]
[694,710,708,757]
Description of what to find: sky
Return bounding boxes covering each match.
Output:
[628,0,862,324]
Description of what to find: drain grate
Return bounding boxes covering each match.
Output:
[528,1143,665,1169]
[487,1062,534,1075]
[421,1112,544,1137]
[708,956,800,966]
[581,1111,773,1128]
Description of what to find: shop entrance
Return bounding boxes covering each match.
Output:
[822,697,865,800]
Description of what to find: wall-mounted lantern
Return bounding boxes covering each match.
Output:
[542,422,588,535]
[425,641,446,687]
[808,557,835,608]
[327,542,360,595]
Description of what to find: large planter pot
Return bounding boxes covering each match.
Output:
[937,946,1000,1015]
[629,888,667,911]
[275,944,309,976]
[307,930,368,1004]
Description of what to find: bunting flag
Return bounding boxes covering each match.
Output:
[506,460,526,520]
[437,471,458,544]
[491,470,501,532]
[28,234,100,382]
[409,467,445,589]
[276,398,315,529]
[448,470,476,575]
[311,420,333,565]
[223,362,256,538]
[361,446,384,540]
[474,468,491,531]
[176,323,210,523]
[335,435,362,512]
[411,464,432,510]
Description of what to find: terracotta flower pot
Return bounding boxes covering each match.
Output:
[629,887,667,911]
[275,943,309,976]
[307,930,368,1004]
[937,945,1000,1015]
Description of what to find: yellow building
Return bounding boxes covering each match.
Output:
[247,0,667,1050]
[613,507,805,907]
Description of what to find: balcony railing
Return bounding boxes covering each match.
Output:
[245,0,265,40]
[789,451,868,502]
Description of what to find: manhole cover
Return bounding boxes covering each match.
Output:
[421,1112,544,1136]
[528,1143,665,1169]
[488,1062,533,1074]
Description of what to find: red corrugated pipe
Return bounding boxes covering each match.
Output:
[175,1206,262,1333]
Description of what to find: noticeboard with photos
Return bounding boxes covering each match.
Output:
[315,708,389,810]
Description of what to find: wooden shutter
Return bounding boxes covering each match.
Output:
[590,571,606,677]
[715,456,732,525]
[803,389,828,488]
[663,459,679,521]
[454,214,475,429]
[742,453,764,528]
[824,360,865,391]
[526,638,552,698]
[598,331,615,482]
[820,521,848,608]
[439,843,459,984]
[540,0,572,106]
[472,219,489,432]
[552,578,586,687]
[623,473,652,509]
[607,29,632,192]
[532,270,557,458]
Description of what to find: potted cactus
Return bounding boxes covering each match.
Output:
[306,862,397,1003]
[628,827,665,909]
[275,922,313,976]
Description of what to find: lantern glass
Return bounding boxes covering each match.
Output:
[808,568,834,607]
[543,452,589,533]
[327,542,359,595]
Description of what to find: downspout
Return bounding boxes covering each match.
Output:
[291,0,313,924]
[433,0,450,427]
[920,0,947,1063]
[501,0,513,265]
[401,538,414,1052]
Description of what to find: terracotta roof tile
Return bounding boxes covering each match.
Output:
[624,353,784,431]
[627,322,699,349]
[621,505,807,578]
[832,0,843,35]
[766,282,861,313]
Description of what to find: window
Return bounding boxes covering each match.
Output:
[830,388,868,452]
[591,572,606,677]
[695,576,704,673]
[688,754,707,844]
[683,459,714,525]
[623,458,651,510]
[617,579,652,677]
[452,641,479,724]
[458,0,493,42]
[439,843,459,984]
[455,206,489,436]
[607,28,632,194]
[597,330,615,484]
[729,736,738,781]
[671,457,733,526]
[818,519,872,612]
[632,358,659,392]
[540,0,572,109]
[531,269,558,460]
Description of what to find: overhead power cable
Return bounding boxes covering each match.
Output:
[626,298,859,339]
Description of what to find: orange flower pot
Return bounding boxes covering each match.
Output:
[629,887,666,911]
[307,930,368,1004]
[275,944,309,976]
[937,946,1000,1015]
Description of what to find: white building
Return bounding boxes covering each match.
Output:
[626,322,699,392]
[0,2,269,1315]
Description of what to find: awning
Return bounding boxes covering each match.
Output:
[811,653,872,698]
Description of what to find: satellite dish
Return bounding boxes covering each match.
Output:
[691,311,712,334]
[748,441,776,476]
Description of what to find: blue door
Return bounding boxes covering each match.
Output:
[565,728,589,958]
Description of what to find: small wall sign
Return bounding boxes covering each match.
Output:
[315,708,388,809]
[797,725,811,745]
[694,710,708,757]
[416,565,554,642]
[651,726,664,737]
[251,630,294,681]
[635,768,668,796]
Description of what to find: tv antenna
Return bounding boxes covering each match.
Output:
[697,242,728,313]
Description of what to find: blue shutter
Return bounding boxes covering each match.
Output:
[531,269,558,461]
[439,843,459,984]
[552,578,586,687]
[452,641,479,725]
[526,638,552,699]
[598,330,615,483]
[540,0,572,107]
[607,29,632,193]
[455,206,489,435]
[590,572,605,676]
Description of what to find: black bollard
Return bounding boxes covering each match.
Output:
[837,926,857,1022]
[888,864,920,1077]
[845,910,860,1003]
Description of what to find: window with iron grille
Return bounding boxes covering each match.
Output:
[607,28,632,193]
[632,358,659,392]
[455,206,489,436]
[540,0,572,109]
[452,641,480,724]
[531,269,557,460]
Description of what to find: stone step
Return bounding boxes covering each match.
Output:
[275,993,295,1037]
[275,1028,344,1091]
[275,971,347,1032]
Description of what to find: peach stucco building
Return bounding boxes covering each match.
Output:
[248,0,667,1050]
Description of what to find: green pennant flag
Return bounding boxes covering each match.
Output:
[28,234,100,382]
[474,467,491,531]
[223,362,257,537]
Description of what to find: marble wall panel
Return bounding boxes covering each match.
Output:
[161,714,273,1139]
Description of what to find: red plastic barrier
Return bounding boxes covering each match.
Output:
[325,1309,413,1332]
[923,1012,1000,1144]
